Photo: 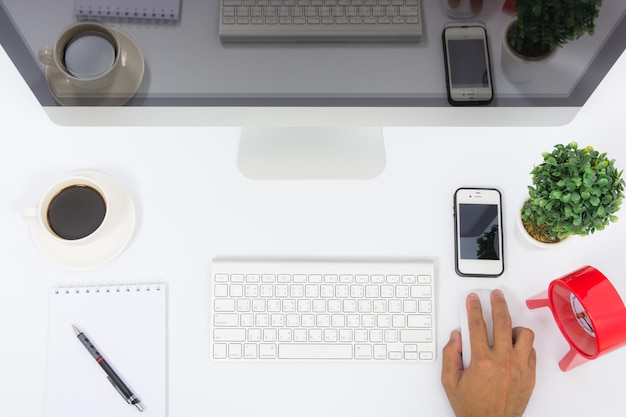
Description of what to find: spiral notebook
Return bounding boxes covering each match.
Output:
[74,0,182,23]
[44,283,167,417]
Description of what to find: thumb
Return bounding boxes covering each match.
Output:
[441,330,463,389]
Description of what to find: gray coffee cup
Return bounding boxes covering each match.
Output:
[38,22,122,90]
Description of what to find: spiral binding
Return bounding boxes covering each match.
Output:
[52,282,164,295]
[75,6,180,24]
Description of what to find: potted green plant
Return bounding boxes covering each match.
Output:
[520,142,624,245]
[501,0,603,83]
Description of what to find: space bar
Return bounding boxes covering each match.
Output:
[278,344,353,359]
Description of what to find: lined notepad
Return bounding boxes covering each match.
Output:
[44,283,167,417]
[75,0,182,23]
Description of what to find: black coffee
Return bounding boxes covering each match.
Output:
[64,33,116,79]
[47,185,106,240]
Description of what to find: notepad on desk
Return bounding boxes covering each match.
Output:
[44,283,167,417]
[74,0,182,23]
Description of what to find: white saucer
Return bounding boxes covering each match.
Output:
[27,171,136,269]
[45,29,144,106]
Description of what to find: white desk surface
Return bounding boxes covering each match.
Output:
[1,44,626,416]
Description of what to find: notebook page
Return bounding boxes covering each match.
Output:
[44,283,167,417]
[74,0,182,22]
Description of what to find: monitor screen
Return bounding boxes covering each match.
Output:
[1,0,625,178]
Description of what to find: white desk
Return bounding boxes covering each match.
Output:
[1,44,626,416]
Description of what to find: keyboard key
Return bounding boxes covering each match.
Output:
[400,329,432,343]
[215,274,229,282]
[279,344,353,359]
[213,343,227,359]
[259,344,277,359]
[417,274,431,284]
[355,344,372,359]
[214,314,239,327]
[389,351,402,360]
[355,274,369,283]
[214,299,235,312]
[408,314,432,328]
[214,285,228,297]
[229,343,243,359]
[247,274,260,282]
[214,329,246,342]
[411,285,431,298]
[262,274,277,282]
[339,274,354,283]
[418,299,432,313]
[244,344,257,359]
[339,329,353,342]
[373,344,387,359]
[402,274,416,283]
[309,329,322,342]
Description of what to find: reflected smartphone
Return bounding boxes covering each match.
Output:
[454,188,504,277]
[442,24,493,106]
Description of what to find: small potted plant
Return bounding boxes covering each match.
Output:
[520,142,624,245]
[501,0,603,82]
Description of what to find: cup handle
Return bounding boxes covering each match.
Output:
[23,208,38,221]
[37,45,55,66]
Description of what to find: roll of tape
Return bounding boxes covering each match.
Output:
[527,266,626,371]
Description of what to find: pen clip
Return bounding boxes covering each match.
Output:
[107,376,132,404]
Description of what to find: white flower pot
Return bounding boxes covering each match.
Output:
[516,201,569,249]
[501,20,557,83]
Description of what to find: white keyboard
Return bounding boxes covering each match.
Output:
[219,0,423,42]
[210,258,435,362]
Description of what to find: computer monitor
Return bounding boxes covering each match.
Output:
[1,1,625,179]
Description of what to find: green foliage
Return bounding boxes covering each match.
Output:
[522,142,625,240]
[507,0,603,58]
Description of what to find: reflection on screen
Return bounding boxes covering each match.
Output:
[448,39,488,88]
[459,204,499,260]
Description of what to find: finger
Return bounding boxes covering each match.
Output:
[490,289,513,350]
[466,293,490,353]
[512,326,536,362]
[441,330,463,390]
[528,347,537,372]
[514,328,537,388]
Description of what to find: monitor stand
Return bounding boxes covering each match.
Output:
[237,127,386,180]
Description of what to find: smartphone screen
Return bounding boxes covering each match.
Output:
[443,25,493,105]
[454,188,504,277]
[458,203,500,260]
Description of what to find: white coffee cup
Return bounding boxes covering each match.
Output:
[24,174,110,244]
[38,22,121,90]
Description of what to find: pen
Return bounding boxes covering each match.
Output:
[72,324,144,412]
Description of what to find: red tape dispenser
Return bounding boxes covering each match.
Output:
[526,266,626,371]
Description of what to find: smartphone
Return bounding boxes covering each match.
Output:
[442,24,493,106]
[454,188,504,277]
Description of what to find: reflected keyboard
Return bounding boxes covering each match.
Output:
[219,0,423,42]
[210,258,435,362]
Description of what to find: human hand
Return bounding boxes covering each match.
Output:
[441,290,537,417]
